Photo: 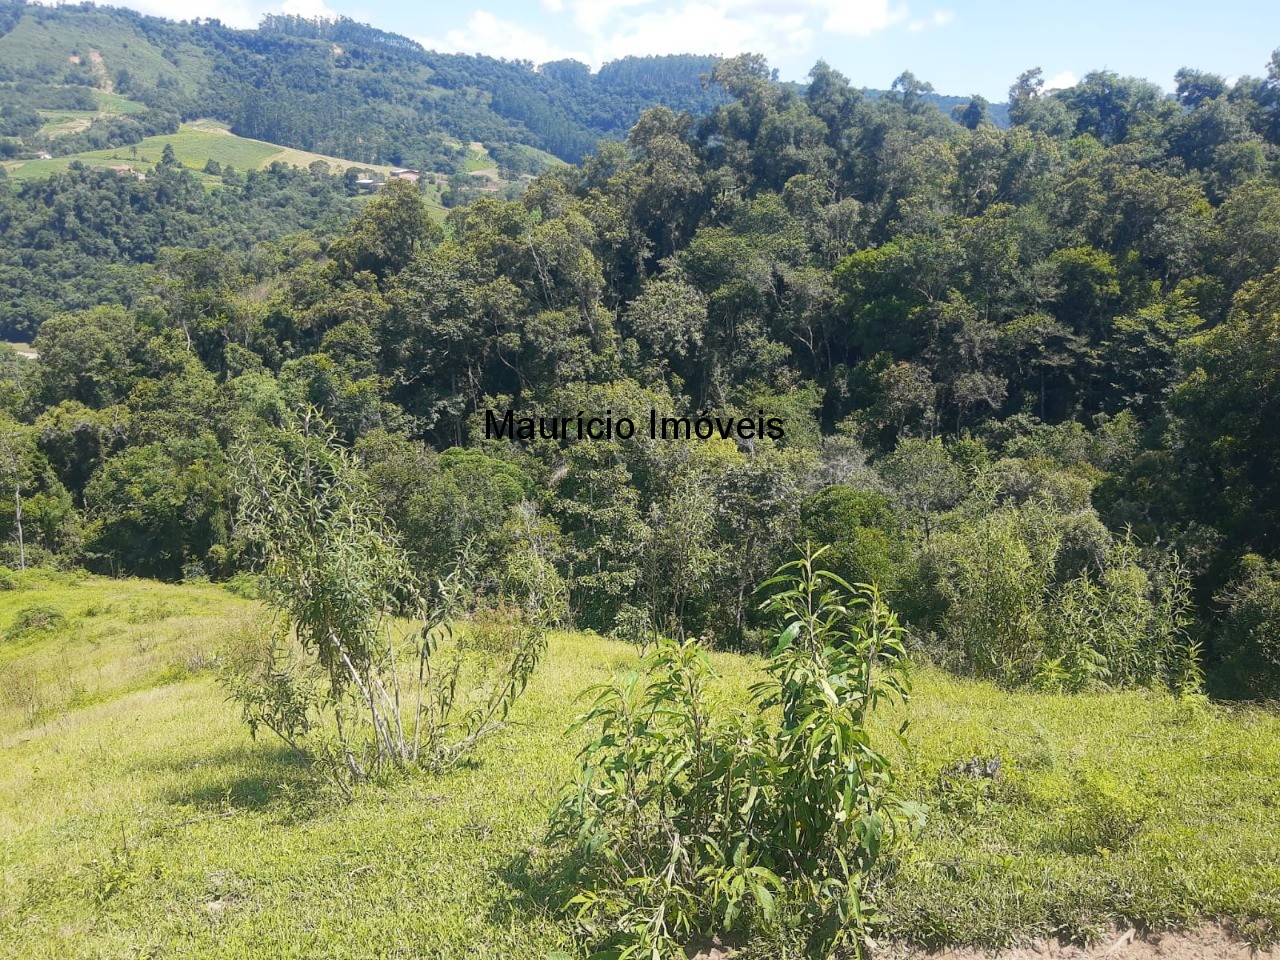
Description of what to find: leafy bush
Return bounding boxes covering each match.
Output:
[181,561,209,583]
[222,572,261,600]
[610,603,655,647]
[5,604,66,639]
[912,498,1198,692]
[1216,555,1280,698]
[913,505,1057,680]
[225,411,556,789]
[0,566,15,590]
[799,486,904,596]
[1043,541,1199,693]
[550,547,913,959]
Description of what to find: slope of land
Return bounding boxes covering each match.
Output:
[0,3,725,166]
[30,89,146,137]
[0,2,1004,172]
[1,573,1276,958]
[0,7,215,97]
[2,119,402,181]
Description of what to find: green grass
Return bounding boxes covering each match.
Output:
[0,572,1277,957]
[0,9,211,95]
[1,120,399,182]
[32,89,153,138]
[34,109,97,138]
[879,679,1280,947]
[506,143,564,173]
[91,91,148,115]
[2,120,447,218]
[463,141,495,174]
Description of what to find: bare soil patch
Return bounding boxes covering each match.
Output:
[87,48,113,92]
[880,926,1279,960]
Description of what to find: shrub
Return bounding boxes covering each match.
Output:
[1216,555,1280,698]
[799,485,904,596]
[911,499,1199,692]
[222,572,261,600]
[225,410,555,789]
[550,546,913,959]
[918,506,1057,683]
[181,561,209,583]
[0,566,16,590]
[1044,540,1198,692]
[610,603,654,647]
[5,604,66,639]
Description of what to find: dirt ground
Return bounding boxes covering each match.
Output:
[876,925,1280,960]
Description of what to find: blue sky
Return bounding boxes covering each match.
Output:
[86,0,1280,100]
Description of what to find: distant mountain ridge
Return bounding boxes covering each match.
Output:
[0,1,1007,174]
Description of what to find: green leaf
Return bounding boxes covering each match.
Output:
[774,621,802,653]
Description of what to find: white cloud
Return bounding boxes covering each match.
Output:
[907,9,953,33]
[418,11,587,64]
[1042,70,1078,92]
[422,0,955,72]
[56,0,956,72]
[568,0,655,39]
[587,3,812,64]
[817,0,906,37]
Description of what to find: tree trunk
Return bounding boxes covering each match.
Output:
[12,484,23,571]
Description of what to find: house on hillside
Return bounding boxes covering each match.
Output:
[389,168,420,183]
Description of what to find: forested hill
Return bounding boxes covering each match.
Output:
[0,1,1004,170]
[5,47,1280,698]
[0,1,727,167]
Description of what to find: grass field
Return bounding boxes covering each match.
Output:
[1,120,400,182]
[3,115,450,218]
[33,110,96,138]
[0,572,1277,958]
[31,89,154,138]
[465,141,497,174]
[91,91,149,116]
[462,141,563,182]
[0,11,211,95]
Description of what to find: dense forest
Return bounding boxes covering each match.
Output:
[0,0,729,166]
[0,1,1000,169]
[0,3,1019,335]
[3,44,1280,703]
[0,159,364,338]
[5,10,1280,955]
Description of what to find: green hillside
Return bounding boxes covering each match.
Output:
[2,119,401,181]
[31,90,146,137]
[0,573,1277,957]
[0,7,212,95]
[0,3,729,166]
[0,1,1010,176]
